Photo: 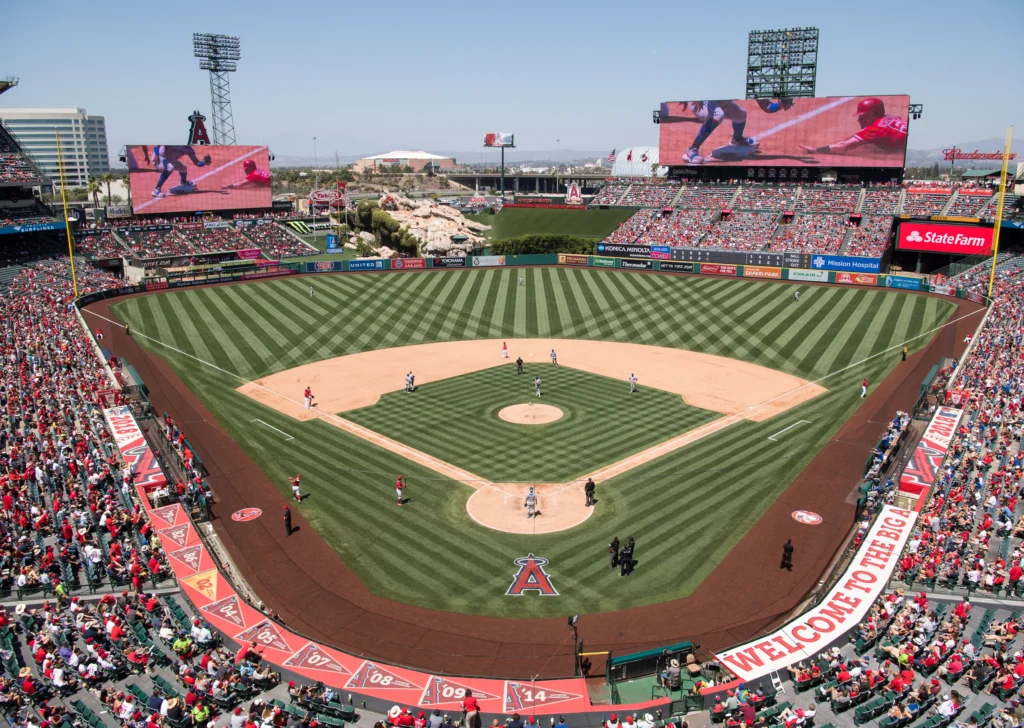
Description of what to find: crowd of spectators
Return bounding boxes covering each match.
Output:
[590,184,632,206]
[795,187,859,214]
[845,215,895,258]
[617,183,680,208]
[947,192,996,218]
[603,209,660,244]
[675,186,737,210]
[239,225,315,259]
[0,153,43,184]
[637,209,717,247]
[903,191,954,217]
[0,203,60,228]
[700,212,778,251]
[118,229,192,259]
[768,214,852,254]
[73,231,127,260]
[733,186,797,212]
[861,190,902,215]
[175,228,251,255]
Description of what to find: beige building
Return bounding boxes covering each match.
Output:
[353,150,457,174]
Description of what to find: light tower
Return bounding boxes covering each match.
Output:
[192,33,241,145]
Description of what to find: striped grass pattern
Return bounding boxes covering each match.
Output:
[113,268,954,617]
[345,365,719,483]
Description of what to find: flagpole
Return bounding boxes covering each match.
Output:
[55,129,79,298]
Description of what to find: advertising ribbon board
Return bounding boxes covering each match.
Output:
[787,269,828,282]
[885,275,922,291]
[743,266,782,280]
[473,255,506,267]
[558,254,589,266]
[898,406,963,502]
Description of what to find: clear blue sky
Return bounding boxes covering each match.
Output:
[3,0,1020,157]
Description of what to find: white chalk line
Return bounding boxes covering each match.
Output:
[84,303,984,499]
[752,97,853,142]
[768,420,812,442]
[251,418,294,441]
[132,146,269,214]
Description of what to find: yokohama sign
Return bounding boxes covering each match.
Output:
[897,222,993,255]
[716,505,917,682]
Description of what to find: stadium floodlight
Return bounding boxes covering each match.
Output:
[746,27,818,100]
[193,33,241,145]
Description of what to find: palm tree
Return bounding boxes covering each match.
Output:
[101,173,115,205]
[87,178,101,208]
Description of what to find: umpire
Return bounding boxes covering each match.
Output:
[619,536,635,577]
[515,356,524,375]
[608,537,620,569]
[584,478,596,507]
[284,505,293,537]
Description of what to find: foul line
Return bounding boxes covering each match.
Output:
[251,418,294,441]
[83,303,985,492]
[132,146,269,214]
[753,97,853,142]
[768,420,811,442]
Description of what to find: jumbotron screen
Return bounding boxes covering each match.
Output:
[127,145,271,214]
[658,95,910,168]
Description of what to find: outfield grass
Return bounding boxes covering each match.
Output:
[465,207,635,239]
[113,268,954,617]
[345,365,719,483]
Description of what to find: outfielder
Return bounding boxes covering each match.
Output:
[519,276,524,287]
[150,145,212,197]
[534,375,542,397]
[396,475,406,506]
[524,486,537,518]
[794,289,800,302]
[629,373,638,393]
[310,285,314,298]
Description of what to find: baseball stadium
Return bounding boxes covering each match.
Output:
[1,17,1023,728]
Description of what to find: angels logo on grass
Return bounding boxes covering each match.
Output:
[346,661,421,691]
[505,554,558,596]
[168,544,204,573]
[285,643,351,675]
[150,504,181,525]
[503,682,582,712]
[201,595,246,628]
[420,677,499,708]
[235,620,291,652]
[158,523,191,548]
[231,508,262,522]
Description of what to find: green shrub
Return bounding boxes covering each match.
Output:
[490,235,598,255]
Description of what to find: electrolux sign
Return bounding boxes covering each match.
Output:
[809,255,881,274]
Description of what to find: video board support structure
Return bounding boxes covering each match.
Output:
[745,28,818,100]
[193,33,241,146]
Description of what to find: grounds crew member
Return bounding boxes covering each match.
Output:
[781,538,794,570]
[902,345,908,361]
[283,505,292,536]
[584,477,596,506]
[608,536,620,569]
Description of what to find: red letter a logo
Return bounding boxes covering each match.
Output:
[505,554,558,596]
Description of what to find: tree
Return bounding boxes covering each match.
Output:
[87,178,101,208]
[101,173,115,205]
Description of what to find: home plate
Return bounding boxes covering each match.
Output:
[711,143,761,161]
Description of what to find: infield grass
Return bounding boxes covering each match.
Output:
[112,268,955,617]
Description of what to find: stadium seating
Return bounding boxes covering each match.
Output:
[240,223,315,258]
[118,228,191,258]
[733,185,797,212]
[844,215,894,258]
[0,202,61,227]
[616,182,681,207]
[73,229,128,259]
[700,211,778,251]
[674,185,738,210]
[590,184,631,206]
[603,208,660,244]
[860,189,902,215]
[903,190,953,216]
[637,208,717,247]
[795,187,859,214]
[768,214,850,254]
[945,191,995,217]
[175,226,252,254]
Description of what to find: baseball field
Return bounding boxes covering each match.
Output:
[465,207,635,239]
[109,267,954,619]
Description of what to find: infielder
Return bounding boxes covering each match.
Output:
[220,158,272,190]
[524,486,537,518]
[149,145,212,197]
[304,386,314,410]
[629,373,638,393]
[550,349,558,366]
[396,475,406,506]
[502,341,509,359]
[405,372,414,393]
[534,375,542,397]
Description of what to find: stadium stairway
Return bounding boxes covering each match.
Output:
[727,186,743,209]
[614,185,633,206]
[896,187,908,214]
[940,192,959,216]
[855,188,867,214]
[838,226,858,255]
[670,186,686,206]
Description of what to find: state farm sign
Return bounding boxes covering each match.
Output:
[897,222,993,255]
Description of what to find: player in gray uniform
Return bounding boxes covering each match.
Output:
[629,373,638,393]
[534,375,542,397]
[550,349,558,365]
[150,145,211,197]
[524,486,537,518]
[794,289,800,302]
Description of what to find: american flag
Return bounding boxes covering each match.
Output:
[607,149,616,162]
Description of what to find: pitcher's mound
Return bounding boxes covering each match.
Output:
[498,403,564,425]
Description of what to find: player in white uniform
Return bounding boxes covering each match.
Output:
[150,145,211,197]
[659,101,759,165]
[629,373,638,393]
[525,486,537,518]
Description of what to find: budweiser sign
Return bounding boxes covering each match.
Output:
[308,189,343,204]
[942,148,1017,162]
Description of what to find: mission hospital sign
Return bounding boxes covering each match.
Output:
[715,505,917,682]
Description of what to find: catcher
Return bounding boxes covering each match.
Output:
[151,145,212,197]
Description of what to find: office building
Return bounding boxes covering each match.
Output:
[0,107,110,187]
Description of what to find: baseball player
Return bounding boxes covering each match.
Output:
[396,475,406,506]
[861,378,868,398]
[534,375,542,397]
[798,98,908,157]
[502,341,509,359]
[291,474,303,503]
[304,386,314,410]
[524,486,537,518]
[220,158,272,190]
[629,373,638,393]
[519,276,524,287]
[405,372,414,393]
[794,289,800,302]
[149,145,212,197]
[550,349,558,366]
[309,285,314,298]
[608,536,620,569]
[659,101,759,164]
[515,356,524,375]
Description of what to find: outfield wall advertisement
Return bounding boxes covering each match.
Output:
[715,505,917,682]
[896,221,994,256]
[809,255,882,274]
[659,95,910,169]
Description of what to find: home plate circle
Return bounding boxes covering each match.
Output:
[498,403,564,425]
[231,508,263,522]
[792,510,822,525]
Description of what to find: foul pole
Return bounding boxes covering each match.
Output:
[987,126,1014,300]
[55,129,79,298]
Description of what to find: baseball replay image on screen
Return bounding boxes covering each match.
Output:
[126,145,271,215]
[659,95,910,168]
